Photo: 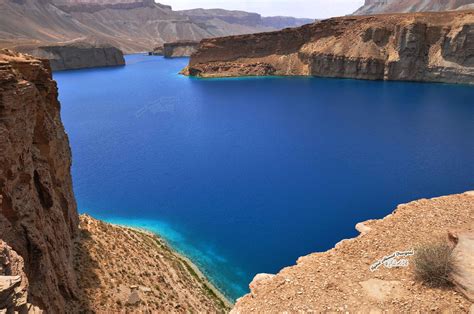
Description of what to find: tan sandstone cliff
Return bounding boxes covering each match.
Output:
[0,49,79,312]
[231,192,474,313]
[183,11,474,84]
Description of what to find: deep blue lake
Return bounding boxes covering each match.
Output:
[55,54,474,300]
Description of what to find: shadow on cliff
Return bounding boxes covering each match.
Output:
[72,228,102,312]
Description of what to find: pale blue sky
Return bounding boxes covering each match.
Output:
[161,0,365,19]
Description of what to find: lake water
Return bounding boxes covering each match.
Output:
[55,54,474,300]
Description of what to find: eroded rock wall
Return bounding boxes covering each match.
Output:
[0,49,79,312]
[183,11,474,84]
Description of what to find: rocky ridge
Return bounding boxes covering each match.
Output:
[231,192,474,313]
[354,0,474,15]
[183,11,474,84]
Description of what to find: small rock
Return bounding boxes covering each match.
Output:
[126,291,141,306]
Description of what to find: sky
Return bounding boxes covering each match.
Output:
[160,0,365,19]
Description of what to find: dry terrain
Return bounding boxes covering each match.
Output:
[74,215,231,312]
[232,192,474,313]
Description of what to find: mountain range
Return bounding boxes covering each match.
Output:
[354,0,474,15]
[0,0,313,53]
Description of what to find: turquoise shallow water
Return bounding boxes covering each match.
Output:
[55,54,474,300]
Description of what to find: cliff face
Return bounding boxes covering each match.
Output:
[183,11,474,84]
[231,192,474,313]
[17,42,125,71]
[163,41,200,58]
[354,0,474,15]
[0,49,79,312]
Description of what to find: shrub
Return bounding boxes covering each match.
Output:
[413,241,454,288]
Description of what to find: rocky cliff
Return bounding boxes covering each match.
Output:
[0,49,79,312]
[17,42,125,71]
[183,11,474,84]
[231,192,474,313]
[0,0,313,54]
[354,0,474,15]
[163,41,200,58]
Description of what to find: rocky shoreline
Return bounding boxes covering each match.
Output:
[182,11,474,84]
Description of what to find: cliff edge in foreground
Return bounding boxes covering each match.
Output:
[231,192,474,313]
[183,11,474,84]
[0,49,79,312]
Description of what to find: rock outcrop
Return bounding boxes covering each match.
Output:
[183,11,474,84]
[17,41,125,71]
[0,240,28,312]
[354,0,474,15]
[231,192,474,313]
[0,50,79,312]
[0,0,313,54]
[163,41,200,58]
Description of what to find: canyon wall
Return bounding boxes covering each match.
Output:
[183,11,474,84]
[0,50,79,311]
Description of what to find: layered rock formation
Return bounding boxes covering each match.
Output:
[354,0,474,15]
[183,11,474,84]
[16,41,125,71]
[231,192,474,313]
[0,50,79,312]
[0,0,313,54]
[163,41,200,58]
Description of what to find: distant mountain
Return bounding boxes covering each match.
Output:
[353,0,474,15]
[0,0,314,53]
[180,9,313,32]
